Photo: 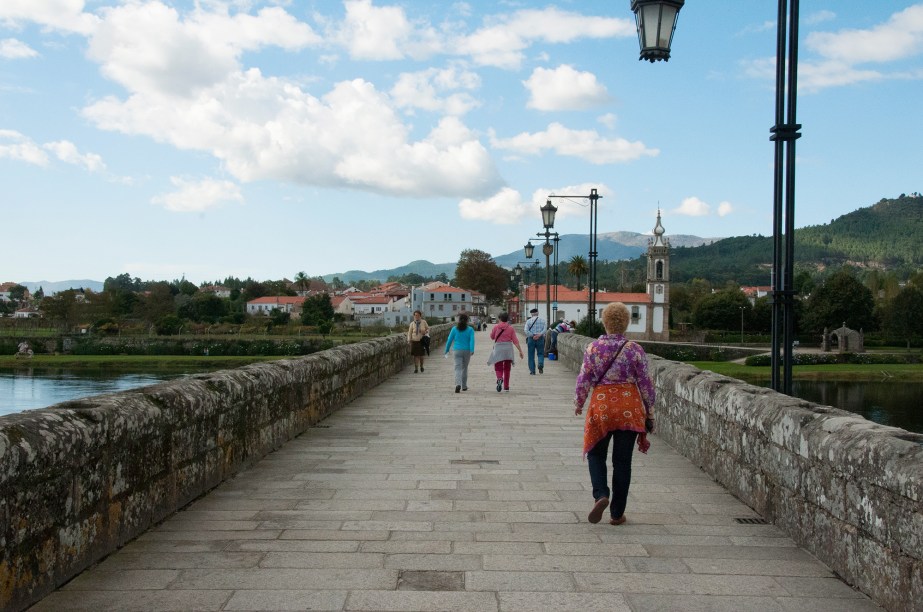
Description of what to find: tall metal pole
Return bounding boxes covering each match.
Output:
[552,235,560,322]
[770,0,801,394]
[588,188,599,330]
[548,188,600,329]
[543,240,553,330]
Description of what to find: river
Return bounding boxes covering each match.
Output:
[0,368,187,417]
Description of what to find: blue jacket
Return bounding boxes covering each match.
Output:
[445,326,475,353]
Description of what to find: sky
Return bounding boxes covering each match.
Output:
[1,1,921,286]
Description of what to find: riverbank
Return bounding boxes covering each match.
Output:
[0,354,288,370]
[688,361,923,382]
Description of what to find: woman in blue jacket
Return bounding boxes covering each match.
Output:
[445,313,475,393]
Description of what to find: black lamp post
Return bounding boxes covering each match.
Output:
[548,188,600,330]
[630,0,683,62]
[536,200,559,335]
[631,0,800,394]
[512,260,539,323]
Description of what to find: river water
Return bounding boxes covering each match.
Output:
[0,369,186,417]
[2,369,921,434]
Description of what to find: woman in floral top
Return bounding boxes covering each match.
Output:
[574,302,656,525]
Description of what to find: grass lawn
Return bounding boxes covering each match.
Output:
[0,354,289,370]
[687,361,923,382]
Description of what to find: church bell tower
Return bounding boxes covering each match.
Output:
[646,210,670,340]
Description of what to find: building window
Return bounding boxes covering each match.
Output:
[445,293,451,301]
[656,260,664,279]
[631,306,640,322]
[430,293,435,300]
[461,294,466,301]
[438,304,444,311]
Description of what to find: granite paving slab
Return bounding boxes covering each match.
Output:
[37,328,881,611]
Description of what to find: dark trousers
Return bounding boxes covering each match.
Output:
[587,430,638,520]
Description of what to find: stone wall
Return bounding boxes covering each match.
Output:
[0,327,450,612]
[557,333,923,612]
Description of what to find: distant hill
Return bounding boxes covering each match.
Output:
[621,194,923,285]
[324,232,718,283]
[797,194,923,265]
[19,279,105,294]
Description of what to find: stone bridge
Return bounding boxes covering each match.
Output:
[1,327,920,611]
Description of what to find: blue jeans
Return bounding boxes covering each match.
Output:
[587,430,638,519]
[526,336,544,373]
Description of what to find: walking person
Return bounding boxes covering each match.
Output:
[487,312,524,392]
[407,310,429,373]
[523,308,547,375]
[574,302,656,526]
[444,313,475,393]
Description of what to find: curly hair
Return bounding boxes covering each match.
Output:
[601,302,630,334]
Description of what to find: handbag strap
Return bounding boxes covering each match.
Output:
[593,340,630,386]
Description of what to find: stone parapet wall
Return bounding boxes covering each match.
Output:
[0,326,450,612]
[557,333,923,612]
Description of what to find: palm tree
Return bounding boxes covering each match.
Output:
[294,271,310,295]
[567,255,588,290]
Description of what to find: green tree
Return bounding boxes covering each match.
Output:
[293,271,310,294]
[178,293,228,323]
[692,289,749,331]
[269,308,291,326]
[567,256,588,290]
[301,293,334,326]
[801,267,877,335]
[881,284,923,347]
[454,249,508,303]
[136,282,176,323]
[8,284,27,303]
[40,290,80,330]
[156,314,183,335]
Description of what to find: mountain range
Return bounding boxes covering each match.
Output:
[16,195,922,291]
[323,231,718,283]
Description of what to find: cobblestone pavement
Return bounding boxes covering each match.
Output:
[35,332,882,611]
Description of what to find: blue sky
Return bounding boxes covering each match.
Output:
[2,1,921,285]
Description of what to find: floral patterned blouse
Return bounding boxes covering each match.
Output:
[574,334,656,416]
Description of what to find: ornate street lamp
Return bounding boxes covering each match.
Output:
[534,201,559,344]
[524,241,535,259]
[541,199,558,229]
[630,0,684,62]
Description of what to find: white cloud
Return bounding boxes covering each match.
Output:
[390,66,481,115]
[0,129,48,166]
[490,123,658,165]
[671,197,735,218]
[524,65,610,111]
[87,2,318,98]
[459,187,529,223]
[459,183,616,226]
[455,8,634,69]
[807,5,923,64]
[672,197,711,217]
[43,140,105,172]
[540,183,613,222]
[151,177,243,213]
[80,4,502,199]
[0,0,99,34]
[805,10,836,26]
[597,113,617,129]
[336,0,417,60]
[0,38,38,59]
[743,6,923,92]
